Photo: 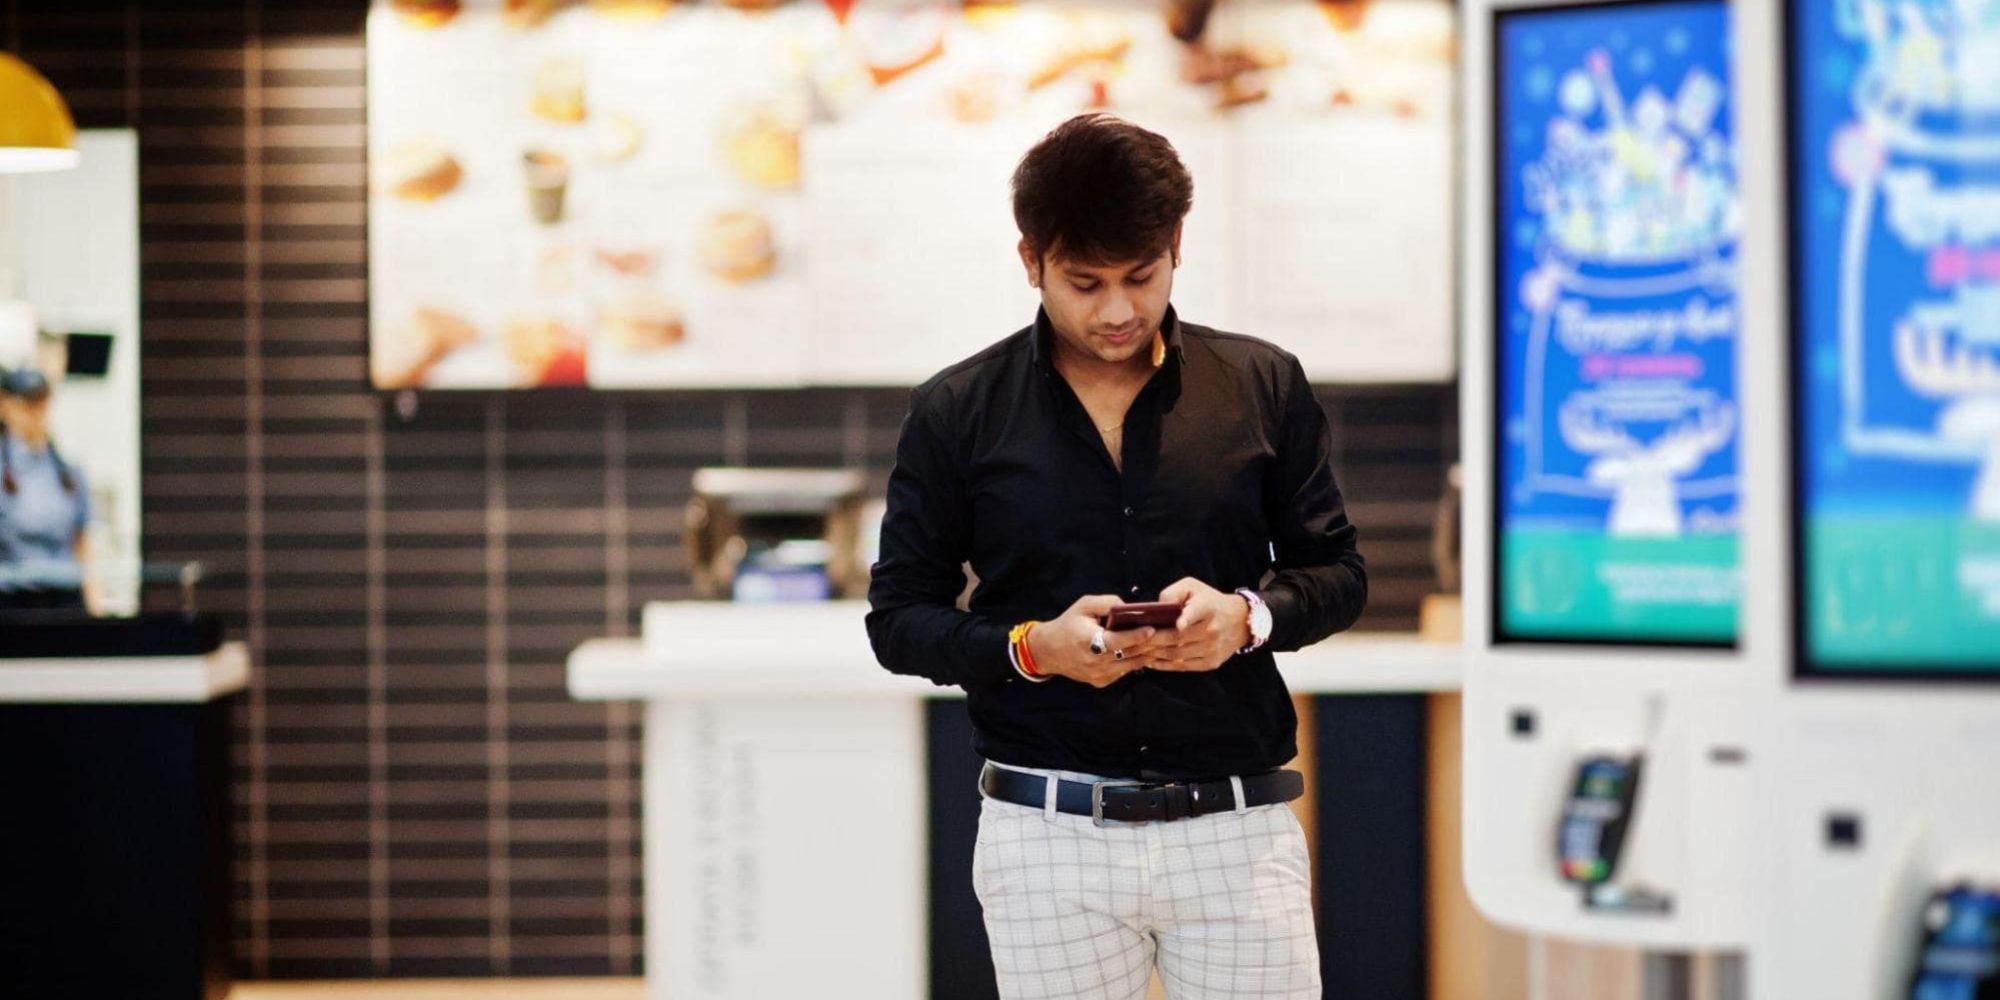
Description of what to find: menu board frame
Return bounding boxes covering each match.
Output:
[1781,0,2000,682]
[1488,0,1743,649]
[365,0,1458,391]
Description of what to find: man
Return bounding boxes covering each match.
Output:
[866,114,1367,999]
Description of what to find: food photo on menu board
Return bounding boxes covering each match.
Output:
[366,0,1456,389]
[1493,0,1741,646]
[1790,0,2000,673]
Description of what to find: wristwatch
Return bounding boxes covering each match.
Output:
[1234,588,1272,654]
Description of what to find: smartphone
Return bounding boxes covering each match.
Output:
[1102,601,1183,631]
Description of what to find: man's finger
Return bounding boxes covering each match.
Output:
[1107,627,1157,659]
[1176,599,1216,631]
[1158,578,1200,604]
[1121,628,1185,656]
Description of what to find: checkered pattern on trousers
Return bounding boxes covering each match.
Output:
[972,764,1321,1000]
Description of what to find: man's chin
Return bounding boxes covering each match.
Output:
[1091,335,1149,363]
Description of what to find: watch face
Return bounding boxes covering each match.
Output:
[1239,590,1273,644]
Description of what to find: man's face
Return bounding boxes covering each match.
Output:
[1023,242,1177,368]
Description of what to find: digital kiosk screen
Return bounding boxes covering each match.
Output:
[1789,0,2000,676]
[1494,0,1742,645]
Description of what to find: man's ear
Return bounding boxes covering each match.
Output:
[1019,239,1040,288]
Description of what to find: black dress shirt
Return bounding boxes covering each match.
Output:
[865,307,1367,780]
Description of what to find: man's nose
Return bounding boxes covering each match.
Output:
[1098,293,1134,328]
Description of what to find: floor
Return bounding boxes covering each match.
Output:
[231,982,645,1000]
[231,976,1169,999]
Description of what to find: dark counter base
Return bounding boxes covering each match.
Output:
[0,611,224,658]
[0,699,234,1000]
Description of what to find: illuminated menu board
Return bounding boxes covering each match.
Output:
[1789,0,2000,676]
[1493,0,1741,646]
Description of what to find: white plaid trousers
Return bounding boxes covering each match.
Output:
[972,764,1322,1000]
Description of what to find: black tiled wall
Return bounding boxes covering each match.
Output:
[4,0,1457,977]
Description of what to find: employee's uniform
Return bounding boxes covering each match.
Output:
[0,433,90,610]
[867,308,1367,999]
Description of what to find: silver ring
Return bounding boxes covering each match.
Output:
[1089,628,1108,655]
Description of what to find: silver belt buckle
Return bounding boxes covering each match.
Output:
[1090,779,1143,827]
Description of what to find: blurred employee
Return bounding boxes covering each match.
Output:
[867,114,1367,1000]
[0,364,93,611]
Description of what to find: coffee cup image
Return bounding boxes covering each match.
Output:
[522,149,570,225]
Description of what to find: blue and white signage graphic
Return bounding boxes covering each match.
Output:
[1495,0,1741,644]
[1792,0,2000,672]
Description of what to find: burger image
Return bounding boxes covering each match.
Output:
[599,292,686,350]
[699,209,777,284]
[720,102,802,189]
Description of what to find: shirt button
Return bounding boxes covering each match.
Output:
[1128,585,1141,595]
[1122,506,1134,517]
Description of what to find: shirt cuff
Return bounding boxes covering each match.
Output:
[971,618,1018,685]
[1259,586,1303,653]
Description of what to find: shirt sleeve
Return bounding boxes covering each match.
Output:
[865,385,1014,690]
[1259,355,1368,652]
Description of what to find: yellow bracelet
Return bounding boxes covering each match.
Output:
[1008,621,1036,648]
[1008,621,1048,681]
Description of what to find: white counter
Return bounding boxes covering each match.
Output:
[568,601,1460,701]
[567,601,1458,1000]
[0,641,250,704]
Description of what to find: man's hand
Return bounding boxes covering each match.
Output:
[1026,594,1166,688]
[1146,577,1251,673]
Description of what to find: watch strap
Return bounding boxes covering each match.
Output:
[1234,588,1271,654]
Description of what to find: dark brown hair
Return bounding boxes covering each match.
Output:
[1011,113,1194,269]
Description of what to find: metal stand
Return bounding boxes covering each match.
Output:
[1640,951,1745,1000]
[1643,952,1692,1000]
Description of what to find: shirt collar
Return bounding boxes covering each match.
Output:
[2,432,46,464]
[1030,305,1186,374]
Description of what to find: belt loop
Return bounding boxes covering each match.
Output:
[1230,775,1249,815]
[1043,773,1059,822]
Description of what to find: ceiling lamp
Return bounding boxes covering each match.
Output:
[0,52,77,172]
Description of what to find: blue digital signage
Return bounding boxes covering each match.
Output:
[1494,0,1742,645]
[1790,0,2000,675]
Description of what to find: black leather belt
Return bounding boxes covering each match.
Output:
[979,763,1305,826]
